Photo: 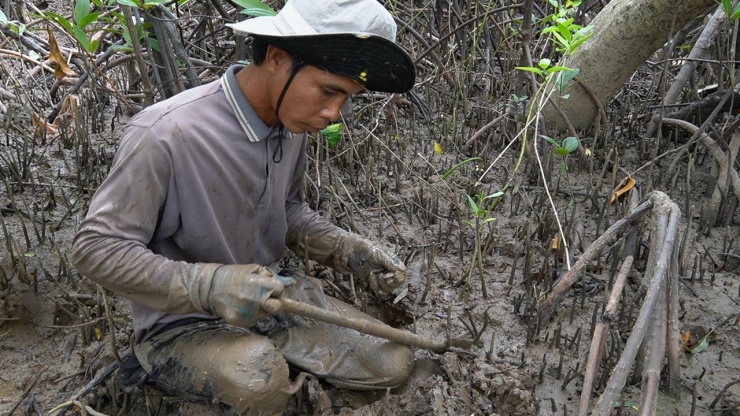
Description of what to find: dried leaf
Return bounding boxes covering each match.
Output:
[94,327,103,340]
[17,267,35,285]
[610,175,636,203]
[32,113,59,141]
[48,29,77,80]
[52,95,80,138]
[551,235,561,250]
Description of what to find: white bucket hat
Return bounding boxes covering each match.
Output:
[227,0,416,93]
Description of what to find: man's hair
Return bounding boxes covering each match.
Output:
[248,36,305,73]
[248,36,269,65]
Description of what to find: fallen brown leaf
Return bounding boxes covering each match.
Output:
[48,29,77,80]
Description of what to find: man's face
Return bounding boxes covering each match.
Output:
[274,63,365,134]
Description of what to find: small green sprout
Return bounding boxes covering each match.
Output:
[320,123,343,149]
[541,135,579,172]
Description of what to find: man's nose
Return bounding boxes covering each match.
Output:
[321,97,346,122]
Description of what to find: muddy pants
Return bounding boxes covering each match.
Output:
[133,274,414,415]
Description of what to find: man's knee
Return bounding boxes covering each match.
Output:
[376,342,415,388]
[215,336,291,415]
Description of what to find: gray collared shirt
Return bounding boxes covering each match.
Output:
[72,65,325,340]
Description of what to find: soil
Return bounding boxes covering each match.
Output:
[1,2,739,416]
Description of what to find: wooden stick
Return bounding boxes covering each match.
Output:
[264,297,467,353]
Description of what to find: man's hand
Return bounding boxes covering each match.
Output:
[339,235,407,293]
[207,265,294,328]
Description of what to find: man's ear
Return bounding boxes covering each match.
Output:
[265,45,291,73]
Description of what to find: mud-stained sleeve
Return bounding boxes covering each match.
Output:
[284,140,351,269]
[71,126,218,315]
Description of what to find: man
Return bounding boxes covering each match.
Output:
[71,0,417,414]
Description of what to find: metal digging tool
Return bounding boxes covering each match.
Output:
[263,297,472,353]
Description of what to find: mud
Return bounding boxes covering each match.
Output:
[1,2,739,415]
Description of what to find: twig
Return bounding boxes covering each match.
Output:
[663,118,740,204]
[0,49,55,73]
[645,7,725,137]
[121,6,155,105]
[48,359,122,416]
[463,114,505,148]
[3,366,47,416]
[709,378,740,409]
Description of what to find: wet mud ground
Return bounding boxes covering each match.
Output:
[0,86,738,416]
[1,0,739,409]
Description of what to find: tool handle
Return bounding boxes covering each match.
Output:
[264,297,447,352]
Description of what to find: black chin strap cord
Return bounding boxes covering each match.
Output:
[272,60,305,164]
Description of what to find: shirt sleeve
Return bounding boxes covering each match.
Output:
[284,142,349,266]
[71,125,216,315]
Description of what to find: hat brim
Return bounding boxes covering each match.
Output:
[257,34,415,94]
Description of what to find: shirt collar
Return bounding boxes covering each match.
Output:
[221,65,272,143]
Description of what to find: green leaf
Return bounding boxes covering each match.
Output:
[44,11,74,32]
[555,67,579,92]
[551,31,569,50]
[111,44,133,52]
[541,25,558,35]
[78,11,102,28]
[562,136,579,152]
[440,157,482,181]
[540,134,560,148]
[74,0,91,24]
[465,195,480,216]
[733,2,740,19]
[239,7,279,16]
[320,123,343,148]
[547,65,572,73]
[0,8,7,24]
[569,31,594,51]
[689,330,713,354]
[483,191,505,200]
[148,37,160,52]
[116,0,141,7]
[144,0,171,7]
[72,25,92,51]
[233,0,277,16]
[553,147,570,156]
[538,58,551,69]
[10,22,25,35]
[722,0,733,15]
[515,66,543,76]
[89,38,100,53]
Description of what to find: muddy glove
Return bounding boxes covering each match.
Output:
[334,233,407,293]
[207,265,294,328]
